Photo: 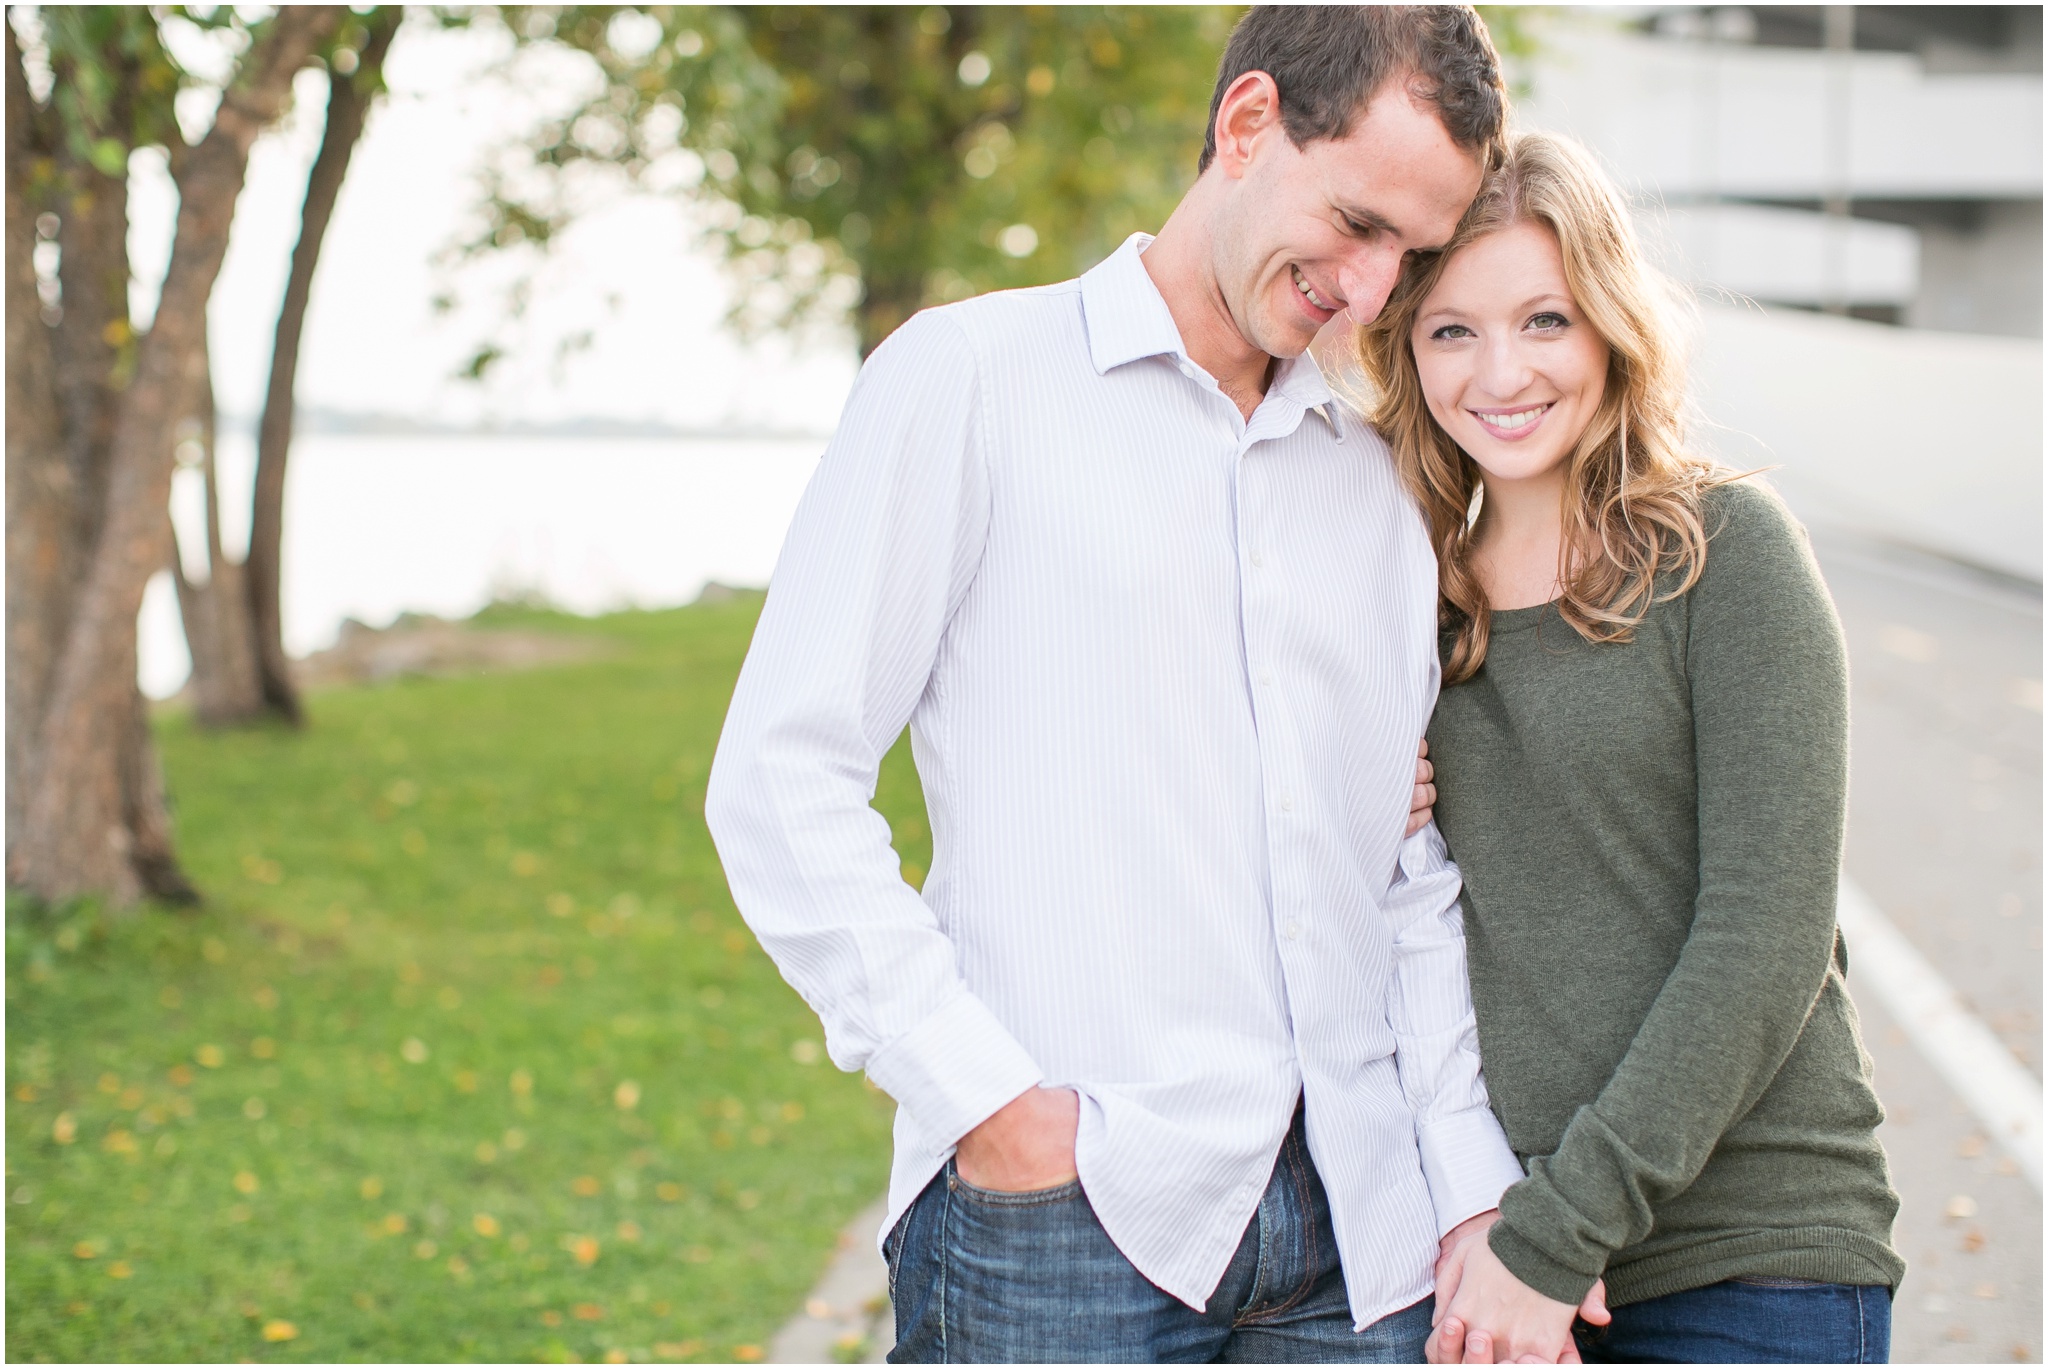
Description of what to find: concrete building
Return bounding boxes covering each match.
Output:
[1501,7,2044,581]
[1514,6,2043,337]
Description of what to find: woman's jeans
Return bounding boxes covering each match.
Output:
[883,1103,1432,1363]
[1573,1277,1893,1363]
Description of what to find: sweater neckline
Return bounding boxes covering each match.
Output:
[1487,599,1561,635]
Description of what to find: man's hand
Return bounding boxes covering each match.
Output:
[1429,1212,1608,1365]
[954,1085,1080,1192]
[1408,738,1437,837]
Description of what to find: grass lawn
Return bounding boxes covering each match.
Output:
[6,596,922,1362]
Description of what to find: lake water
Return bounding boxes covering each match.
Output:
[141,433,828,698]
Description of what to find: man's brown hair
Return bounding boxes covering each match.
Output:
[1198,6,1507,173]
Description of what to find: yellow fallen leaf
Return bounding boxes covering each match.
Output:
[360,1176,383,1200]
[472,1213,501,1238]
[571,1175,601,1197]
[382,1212,408,1235]
[735,1344,764,1361]
[540,1309,563,1327]
[195,1045,225,1069]
[72,1241,97,1259]
[571,1236,600,1266]
[605,1351,629,1364]
[52,1112,77,1145]
[233,1172,260,1195]
[168,1064,194,1087]
[413,1239,437,1260]
[656,1182,685,1202]
[613,1080,641,1110]
[262,1320,298,1342]
[107,1260,133,1279]
[14,1082,36,1102]
[510,1069,534,1096]
[250,1037,276,1060]
[654,1342,701,1360]
[400,1038,428,1064]
[97,1073,122,1095]
[103,1130,138,1155]
[616,1221,641,1242]
[572,1302,605,1321]
[503,1128,528,1151]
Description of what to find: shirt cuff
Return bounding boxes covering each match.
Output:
[1417,1106,1527,1236]
[862,990,1045,1150]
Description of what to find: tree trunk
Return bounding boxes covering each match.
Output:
[8,24,193,902]
[12,8,337,906]
[243,9,400,725]
[7,22,73,860]
[170,334,266,724]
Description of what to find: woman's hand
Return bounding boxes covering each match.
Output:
[1428,1214,1608,1364]
[1408,738,1438,836]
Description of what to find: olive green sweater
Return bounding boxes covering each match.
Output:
[1427,480,1903,1309]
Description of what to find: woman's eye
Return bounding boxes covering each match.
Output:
[1527,311,1570,331]
[1430,324,1474,341]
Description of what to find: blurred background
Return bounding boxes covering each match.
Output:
[6,5,2039,1363]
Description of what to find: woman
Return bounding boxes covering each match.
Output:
[1357,131,1903,1364]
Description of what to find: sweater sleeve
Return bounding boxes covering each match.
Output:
[1490,482,1851,1303]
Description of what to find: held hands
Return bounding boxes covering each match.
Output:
[1408,739,1437,837]
[1428,1211,1610,1364]
[954,1085,1080,1192]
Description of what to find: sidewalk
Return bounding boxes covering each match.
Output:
[768,1199,892,1364]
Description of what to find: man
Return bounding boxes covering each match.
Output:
[710,8,1550,1361]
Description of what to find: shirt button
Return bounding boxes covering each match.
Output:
[1279,794,1295,812]
[1282,920,1302,941]
[1259,668,1274,686]
[1249,549,1265,568]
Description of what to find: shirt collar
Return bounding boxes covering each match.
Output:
[1079,233,1187,375]
[1079,233,1345,439]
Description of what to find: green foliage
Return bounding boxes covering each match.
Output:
[6,599,915,1360]
[469,4,1239,354]
[34,7,185,166]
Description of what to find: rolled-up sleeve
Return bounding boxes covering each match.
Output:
[704,310,1044,1149]
[1384,823,1526,1235]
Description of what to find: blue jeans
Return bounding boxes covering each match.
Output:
[1573,1277,1893,1363]
[884,1104,1432,1362]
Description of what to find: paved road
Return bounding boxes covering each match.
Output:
[1812,531,2043,1364]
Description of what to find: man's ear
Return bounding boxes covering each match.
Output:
[1209,70,1283,180]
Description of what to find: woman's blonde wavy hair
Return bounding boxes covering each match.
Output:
[1358,130,1728,685]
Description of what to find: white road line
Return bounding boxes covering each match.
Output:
[1838,877,2043,1189]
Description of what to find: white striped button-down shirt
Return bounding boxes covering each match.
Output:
[706,234,1522,1327]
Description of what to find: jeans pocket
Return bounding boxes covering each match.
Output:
[945,1162,1084,1208]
